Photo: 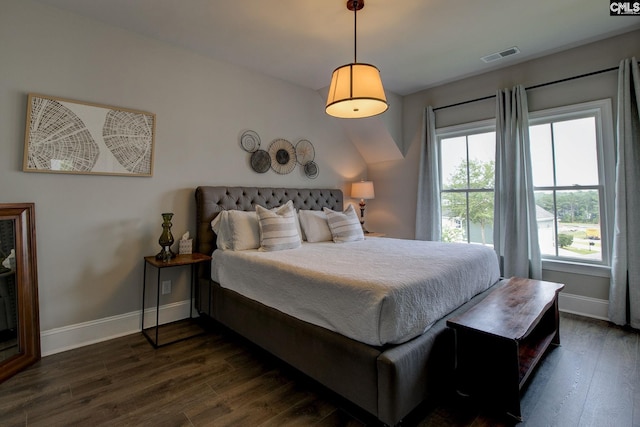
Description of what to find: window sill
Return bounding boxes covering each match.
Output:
[542,259,611,278]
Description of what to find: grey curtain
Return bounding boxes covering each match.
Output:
[493,85,542,279]
[415,106,441,241]
[609,57,640,328]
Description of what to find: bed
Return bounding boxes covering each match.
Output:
[194,186,502,426]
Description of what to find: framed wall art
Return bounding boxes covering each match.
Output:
[23,94,155,177]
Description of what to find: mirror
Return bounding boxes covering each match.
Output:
[0,203,40,383]
[0,219,18,361]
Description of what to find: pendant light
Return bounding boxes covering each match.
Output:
[325,0,388,119]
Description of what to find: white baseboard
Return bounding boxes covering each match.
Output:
[39,293,609,357]
[40,299,194,357]
[559,292,609,321]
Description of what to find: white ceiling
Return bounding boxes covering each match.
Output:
[34,0,640,96]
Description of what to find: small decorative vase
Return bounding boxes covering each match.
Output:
[156,212,176,261]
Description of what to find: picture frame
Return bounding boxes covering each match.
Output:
[23,94,155,177]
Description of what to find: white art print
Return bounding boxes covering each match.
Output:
[23,94,155,177]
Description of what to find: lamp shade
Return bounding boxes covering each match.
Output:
[326,63,388,119]
[351,181,375,199]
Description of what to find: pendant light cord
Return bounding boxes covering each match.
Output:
[353,0,358,63]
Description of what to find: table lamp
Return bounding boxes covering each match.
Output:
[351,180,375,233]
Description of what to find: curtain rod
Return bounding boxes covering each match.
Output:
[432,65,619,112]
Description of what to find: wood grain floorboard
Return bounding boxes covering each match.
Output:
[578,325,637,426]
[522,347,597,426]
[0,314,637,426]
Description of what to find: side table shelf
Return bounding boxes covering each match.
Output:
[142,253,212,348]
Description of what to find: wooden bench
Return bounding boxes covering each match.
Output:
[446,277,564,420]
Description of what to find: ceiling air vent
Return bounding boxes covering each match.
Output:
[481,46,521,63]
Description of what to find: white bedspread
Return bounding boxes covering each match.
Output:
[211,238,500,346]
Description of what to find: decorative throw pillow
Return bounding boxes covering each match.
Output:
[298,210,333,243]
[323,205,365,243]
[256,201,301,251]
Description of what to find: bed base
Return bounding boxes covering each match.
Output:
[194,186,497,425]
[197,277,497,425]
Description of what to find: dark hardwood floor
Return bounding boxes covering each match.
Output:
[0,312,638,426]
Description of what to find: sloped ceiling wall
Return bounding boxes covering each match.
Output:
[317,88,404,165]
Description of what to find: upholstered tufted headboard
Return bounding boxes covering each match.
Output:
[195,186,344,258]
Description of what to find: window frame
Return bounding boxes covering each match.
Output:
[528,99,615,272]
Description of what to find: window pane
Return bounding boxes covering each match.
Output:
[535,191,556,257]
[554,118,598,186]
[441,190,494,246]
[441,196,466,243]
[558,189,601,261]
[555,190,599,224]
[468,191,494,245]
[535,190,602,261]
[467,132,495,189]
[467,158,494,190]
[467,132,495,163]
[441,136,466,190]
[530,124,554,187]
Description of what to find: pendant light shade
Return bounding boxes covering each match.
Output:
[326,63,388,118]
[325,0,388,119]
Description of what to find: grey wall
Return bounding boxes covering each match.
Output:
[2,0,636,334]
[366,30,640,300]
[0,0,367,331]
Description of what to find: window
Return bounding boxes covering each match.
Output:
[435,99,614,272]
[529,100,614,266]
[438,121,495,245]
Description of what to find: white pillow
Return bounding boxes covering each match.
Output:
[211,203,303,250]
[256,201,301,251]
[210,210,260,250]
[323,205,365,243]
[298,210,332,243]
[227,210,261,250]
[294,212,304,242]
[211,211,231,250]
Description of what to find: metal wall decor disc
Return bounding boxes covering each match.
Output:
[240,130,261,153]
[295,139,315,165]
[268,138,296,174]
[250,149,270,173]
[304,161,319,179]
[276,149,290,164]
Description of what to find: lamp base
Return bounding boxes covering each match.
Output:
[358,200,369,233]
